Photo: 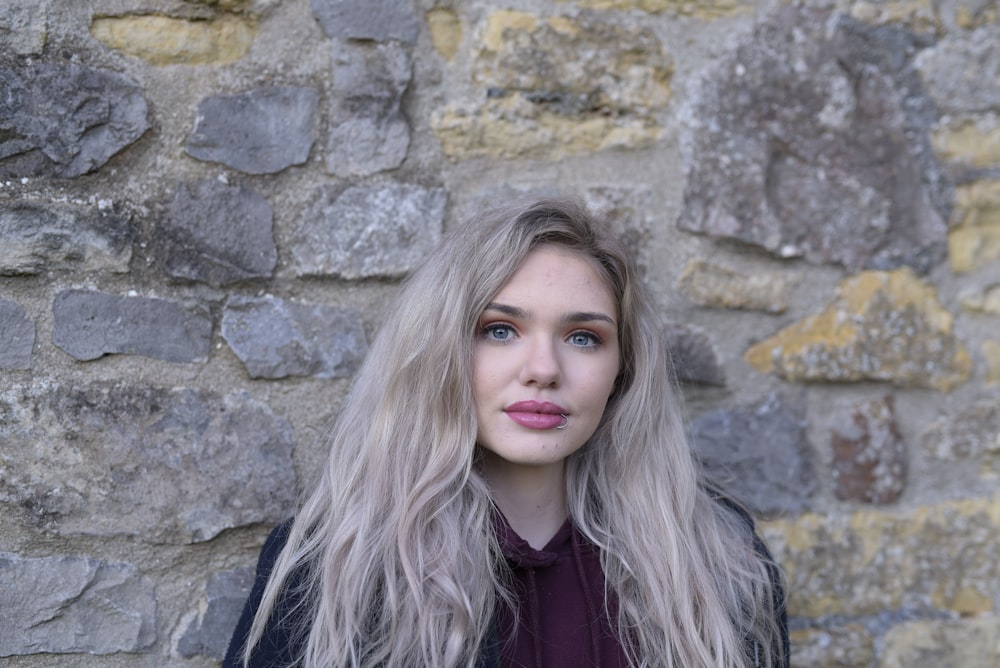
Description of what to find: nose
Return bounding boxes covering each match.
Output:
[518,336,561,387]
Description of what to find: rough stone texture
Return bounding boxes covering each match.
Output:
[985,341,1000,384]
[948,179,1000,273]
[0,200,132,275]
[744,268,971,391]
[90,14,257,65]
[567,0,747,18]
[159,179,276,287]
[309,0,419,43]
[922,398,999,470]
[176,565,254,659]
[432,10,670,160]
[677,260,789,313]
[582,186,654,276]
[0,552,156,656]
[291,183,447,279]
[222,294,368,379]
[427,7,461,60]
[881,617,1000,668]
[0,384,296,543]
[831,395,906,504]
[915,25,1000,114]
[954,1,998,29]
[688,394,814,515]
[761,492,1000,617]
[679,8,949,274]
[186,86,318,174]
[933,118,1000,168]
[788,625,875,668]
[849,0,942,32]
[326,41,412,178]
[0,300,34,370]
[0,3,47,55]
[664,322,725,386]
[52,290,212,363]
[960,284,1000,315]
[0,61,149,178]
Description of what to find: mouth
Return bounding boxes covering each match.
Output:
[504,401,567,430]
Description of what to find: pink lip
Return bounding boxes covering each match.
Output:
[504,401,567,430]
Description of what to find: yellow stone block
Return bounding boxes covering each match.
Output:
[949,180,1000,273]
[849,0,941,32]
[745,268,970,390]
[480,10,538,52]
[960,285,1000,315]
[427,8,461,61]
[558,0,748,19]
[90,14,256,66]
[984,341,1000,384]
[933,120,1000,168]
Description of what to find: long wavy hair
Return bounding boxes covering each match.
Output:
[242,198,783,667]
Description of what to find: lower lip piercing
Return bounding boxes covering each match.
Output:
[556,414,568,429]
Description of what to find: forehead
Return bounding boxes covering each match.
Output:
[491,245,617,315]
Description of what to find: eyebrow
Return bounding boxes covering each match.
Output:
[483,302,617,326]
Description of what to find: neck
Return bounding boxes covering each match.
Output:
[481,452,568,549]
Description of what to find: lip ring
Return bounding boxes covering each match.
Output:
[555,414,568,429]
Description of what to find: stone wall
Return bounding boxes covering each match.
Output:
[1,0,997,665]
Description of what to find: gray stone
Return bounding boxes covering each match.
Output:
[310,0,419,43]
[160,179,276,286]
[831,395,906,504]
[186,86,318,174]
[915,26,1000,114]
[583,186,654,277]
[0,200,133,275]
[923,399,1000,464]
[664,322,725,387]
[0,384,296,543]
[688,393,815,515]
[223,294,367,379]
[52,290,212,363]
[679,8,949,274]
[0,3,47,55]
[291,183,447,279]
[0,300,34,370]
[0,61,149,178]
[326,41,412,178]
[0,552,155,656]
[177,565,254,659]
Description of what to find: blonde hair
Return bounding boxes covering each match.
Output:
[242,198,783,667]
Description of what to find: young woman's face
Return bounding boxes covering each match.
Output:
[473,244,620,470]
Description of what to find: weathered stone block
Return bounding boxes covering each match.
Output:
[985,341,1000,384]
[948,179,1000,273]
[565,0,747,19]
[326,41,411,178]
[52,290,212,363]
[177,565,254,659]
[0,62,149,178]
[0,2,47,55]
[831,395,906,504]
[0,300,34,370]
[582,186,654,276]
[310,0,419,43]
[0,200,132,275]
[0,384,296,543]
[160,179,276,286]
[960,284,1000,315]
[933,118,1000,169]
[915,25,1000,114]
[186,86,318,174]
[664,322,725,387]
[761,493,1000,617]
[427,7,461,60]
[222,294,367,379]
[881,617,1000,668]
[91,14,256,65]
[688,394,815,515]
[291,183,446,279]
[679,8,949,274]
[788,625,875,668]
[677,261,789,314]
[744,269,971,391]
[922,398,999,465]
[0,552,156,656]
[849,0,941,32]
[432,10,670,160]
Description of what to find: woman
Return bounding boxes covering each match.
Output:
[224,198,788,667]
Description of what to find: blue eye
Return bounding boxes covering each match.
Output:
[484,324,515,342]
[568,331,600,348]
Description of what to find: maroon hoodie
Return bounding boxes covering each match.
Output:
[494,515,628,668]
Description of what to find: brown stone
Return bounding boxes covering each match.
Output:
[881,617,1000,668]
[90,14,256,66]
[677,260,789,313]
[744,268,971,391]
[985,341,1000,384]
[949,179,1000,273]
[831,395,906,504]
[789,625,875,668]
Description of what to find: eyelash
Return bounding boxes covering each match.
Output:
[480,323,603,348]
